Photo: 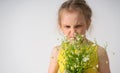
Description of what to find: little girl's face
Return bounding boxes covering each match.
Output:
[60,10,89,39]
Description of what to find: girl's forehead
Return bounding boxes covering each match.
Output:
[60,11,86,25]
[61,10,85,21]
[61,9,85,19]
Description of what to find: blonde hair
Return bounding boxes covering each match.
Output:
[58,0,92,26]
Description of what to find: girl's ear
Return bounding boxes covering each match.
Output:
[87,19,91,30]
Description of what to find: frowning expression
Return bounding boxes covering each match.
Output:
[60,10,89,39]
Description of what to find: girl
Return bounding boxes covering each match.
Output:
[48,0,111,73]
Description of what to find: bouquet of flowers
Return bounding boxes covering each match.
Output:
[58,34,98,73]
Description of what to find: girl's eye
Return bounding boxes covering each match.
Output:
[75,25,83,28]
[65,25,70,28]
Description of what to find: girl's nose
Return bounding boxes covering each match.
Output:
[69,28,76,38]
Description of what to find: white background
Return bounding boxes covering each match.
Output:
[0,0,120,73]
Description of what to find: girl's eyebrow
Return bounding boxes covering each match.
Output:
[63,24,70,26]
[76,23,83,25]
[76,24,82,26]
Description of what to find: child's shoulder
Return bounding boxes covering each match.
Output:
[53,45,61,52]
[50,45,61,61]
[87,39,107,55]
[87,39,107,57]
[97,45,108,57]
[51,45,61,56]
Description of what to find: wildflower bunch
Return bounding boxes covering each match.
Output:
[58,34,98,73]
